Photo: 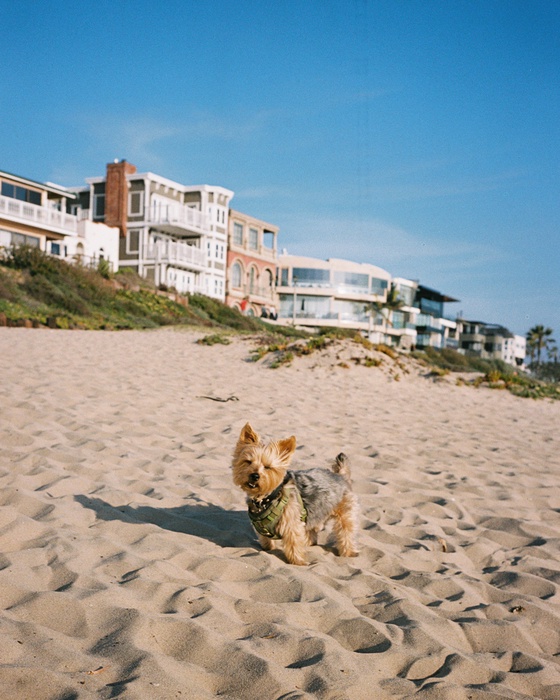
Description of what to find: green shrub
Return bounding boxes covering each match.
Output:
[196,334,231,346]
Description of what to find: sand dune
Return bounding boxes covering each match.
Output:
[1,327,559,699]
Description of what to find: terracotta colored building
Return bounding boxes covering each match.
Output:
[226,209,279,318]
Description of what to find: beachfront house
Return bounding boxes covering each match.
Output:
[457,320,526,367]
[387,277,421,350]
[414,285,459,349]
[275,254,392,338]
[69,161,233,300]
[226,209,279,317]
[0,168,119,271]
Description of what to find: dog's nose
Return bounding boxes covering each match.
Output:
[249,472,260,483]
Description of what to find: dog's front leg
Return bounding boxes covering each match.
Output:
[277,498,308,566]
[257,533,275,551]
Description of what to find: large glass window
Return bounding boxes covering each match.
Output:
[371,277,389,295]
[1,182,42,206]
[333,271,369,293]
[417,314,442,330]
[279,294,330,319]
[292,267,330,287]
[392,311,405,329]
[420,297,443,316]
[8,232,40,247]
[397,284,415,307]
[332,300,369,322]
[233,222,243,245]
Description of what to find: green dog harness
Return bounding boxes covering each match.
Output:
[248,473,307,540]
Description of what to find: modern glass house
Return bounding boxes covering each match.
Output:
[414,285,459,349]
[275,255,392,336]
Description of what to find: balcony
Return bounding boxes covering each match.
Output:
[0,194,78,236]
[143,239,206,271]
[240,283,276,301]
[145,202,208,236]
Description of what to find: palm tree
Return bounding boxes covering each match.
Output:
[526,325,554,367]
[368,283,404,343]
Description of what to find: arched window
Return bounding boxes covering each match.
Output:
[232,261,242,288]
[265,268,274,288]
[249,266,257,293]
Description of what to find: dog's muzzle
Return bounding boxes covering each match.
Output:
[248,472,260,488]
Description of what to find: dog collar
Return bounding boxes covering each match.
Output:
[248,471,307,540]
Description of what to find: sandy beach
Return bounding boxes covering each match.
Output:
[1,326,559,700]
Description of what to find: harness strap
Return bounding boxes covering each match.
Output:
[248,473,307,540]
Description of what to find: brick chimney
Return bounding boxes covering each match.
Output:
[105,160,137,237]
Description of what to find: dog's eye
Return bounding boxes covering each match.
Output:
[263,463,271,470]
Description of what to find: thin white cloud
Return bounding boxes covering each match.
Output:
[279,214,511,275]
[78,111,269,167]
[366,169,525,202]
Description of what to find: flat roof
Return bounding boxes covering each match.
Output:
[418,284,459,303]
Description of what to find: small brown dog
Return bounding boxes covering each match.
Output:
[232,422,359,565]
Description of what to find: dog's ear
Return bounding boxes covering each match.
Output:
[277,435,296,462]
[239,422,260,444]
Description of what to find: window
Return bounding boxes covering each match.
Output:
[249,266,257,293]
[371,278,389,295]
[129,191,144,216]
[280,294,330,319]
[1,182,42,206]
[332,300,369,322]
[397,284,415,307]
[333,271,369,293]
[127,229,140,254]
[292,267,330,287]
[233,222,243,245]
[93,194,105,219]
[248,227,258,250]
[232,262,242,288]
[51,242,61,256]
[420,298,443,316]
[8,231,40,247]
[392,311,405,329]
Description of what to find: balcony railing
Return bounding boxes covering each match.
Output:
[143,239,206,269]
[236,283,276,300]
[145,203,208,235]
[0,194,78,235]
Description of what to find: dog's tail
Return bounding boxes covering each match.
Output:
[332,452,352,483]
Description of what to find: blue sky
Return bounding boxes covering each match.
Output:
[2,0,558,336]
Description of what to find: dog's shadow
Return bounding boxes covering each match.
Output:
[74,494,256,550]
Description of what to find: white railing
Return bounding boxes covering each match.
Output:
[143,239,206,268]
[0,194,78,234]
[146,203,208,233]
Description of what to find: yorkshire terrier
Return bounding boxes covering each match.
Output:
[232,422,359,566]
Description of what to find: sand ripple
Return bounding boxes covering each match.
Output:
[1,328,559,699]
